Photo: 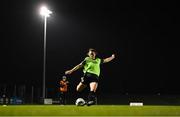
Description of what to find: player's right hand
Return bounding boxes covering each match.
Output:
[65,70,72,75]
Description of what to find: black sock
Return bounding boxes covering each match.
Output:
[77,91,83,98]
[88,91,96,102]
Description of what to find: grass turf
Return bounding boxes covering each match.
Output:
[0,105,180,116]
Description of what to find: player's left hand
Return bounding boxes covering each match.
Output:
[112,54,115,59]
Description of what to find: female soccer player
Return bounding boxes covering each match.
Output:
[65,48,115,106]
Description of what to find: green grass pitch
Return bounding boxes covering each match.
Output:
[1,105,180,116]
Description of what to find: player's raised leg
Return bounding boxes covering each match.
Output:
[76,82,87,92]
[76,82,86,100]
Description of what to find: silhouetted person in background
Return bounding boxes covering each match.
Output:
[59,76,69,105]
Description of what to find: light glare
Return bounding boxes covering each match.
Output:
[40,6,52,17]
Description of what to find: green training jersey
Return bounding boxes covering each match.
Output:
[82,57,102,77]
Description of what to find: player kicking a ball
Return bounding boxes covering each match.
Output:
[65,48,115,106]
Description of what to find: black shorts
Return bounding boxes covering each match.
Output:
[81,72,99,85]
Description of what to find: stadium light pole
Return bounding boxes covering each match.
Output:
[40,6,52,99]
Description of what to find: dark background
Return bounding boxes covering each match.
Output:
[0,0,179,103]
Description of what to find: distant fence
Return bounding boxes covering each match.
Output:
[1,84,180,105]
[0,97,23,105]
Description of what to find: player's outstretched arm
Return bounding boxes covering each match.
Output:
[103,54,115,63]
[65,62,83,75]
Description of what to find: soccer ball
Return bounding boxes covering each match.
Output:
[75,98,86,106]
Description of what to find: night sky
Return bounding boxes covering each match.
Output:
[0,0,179,97]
